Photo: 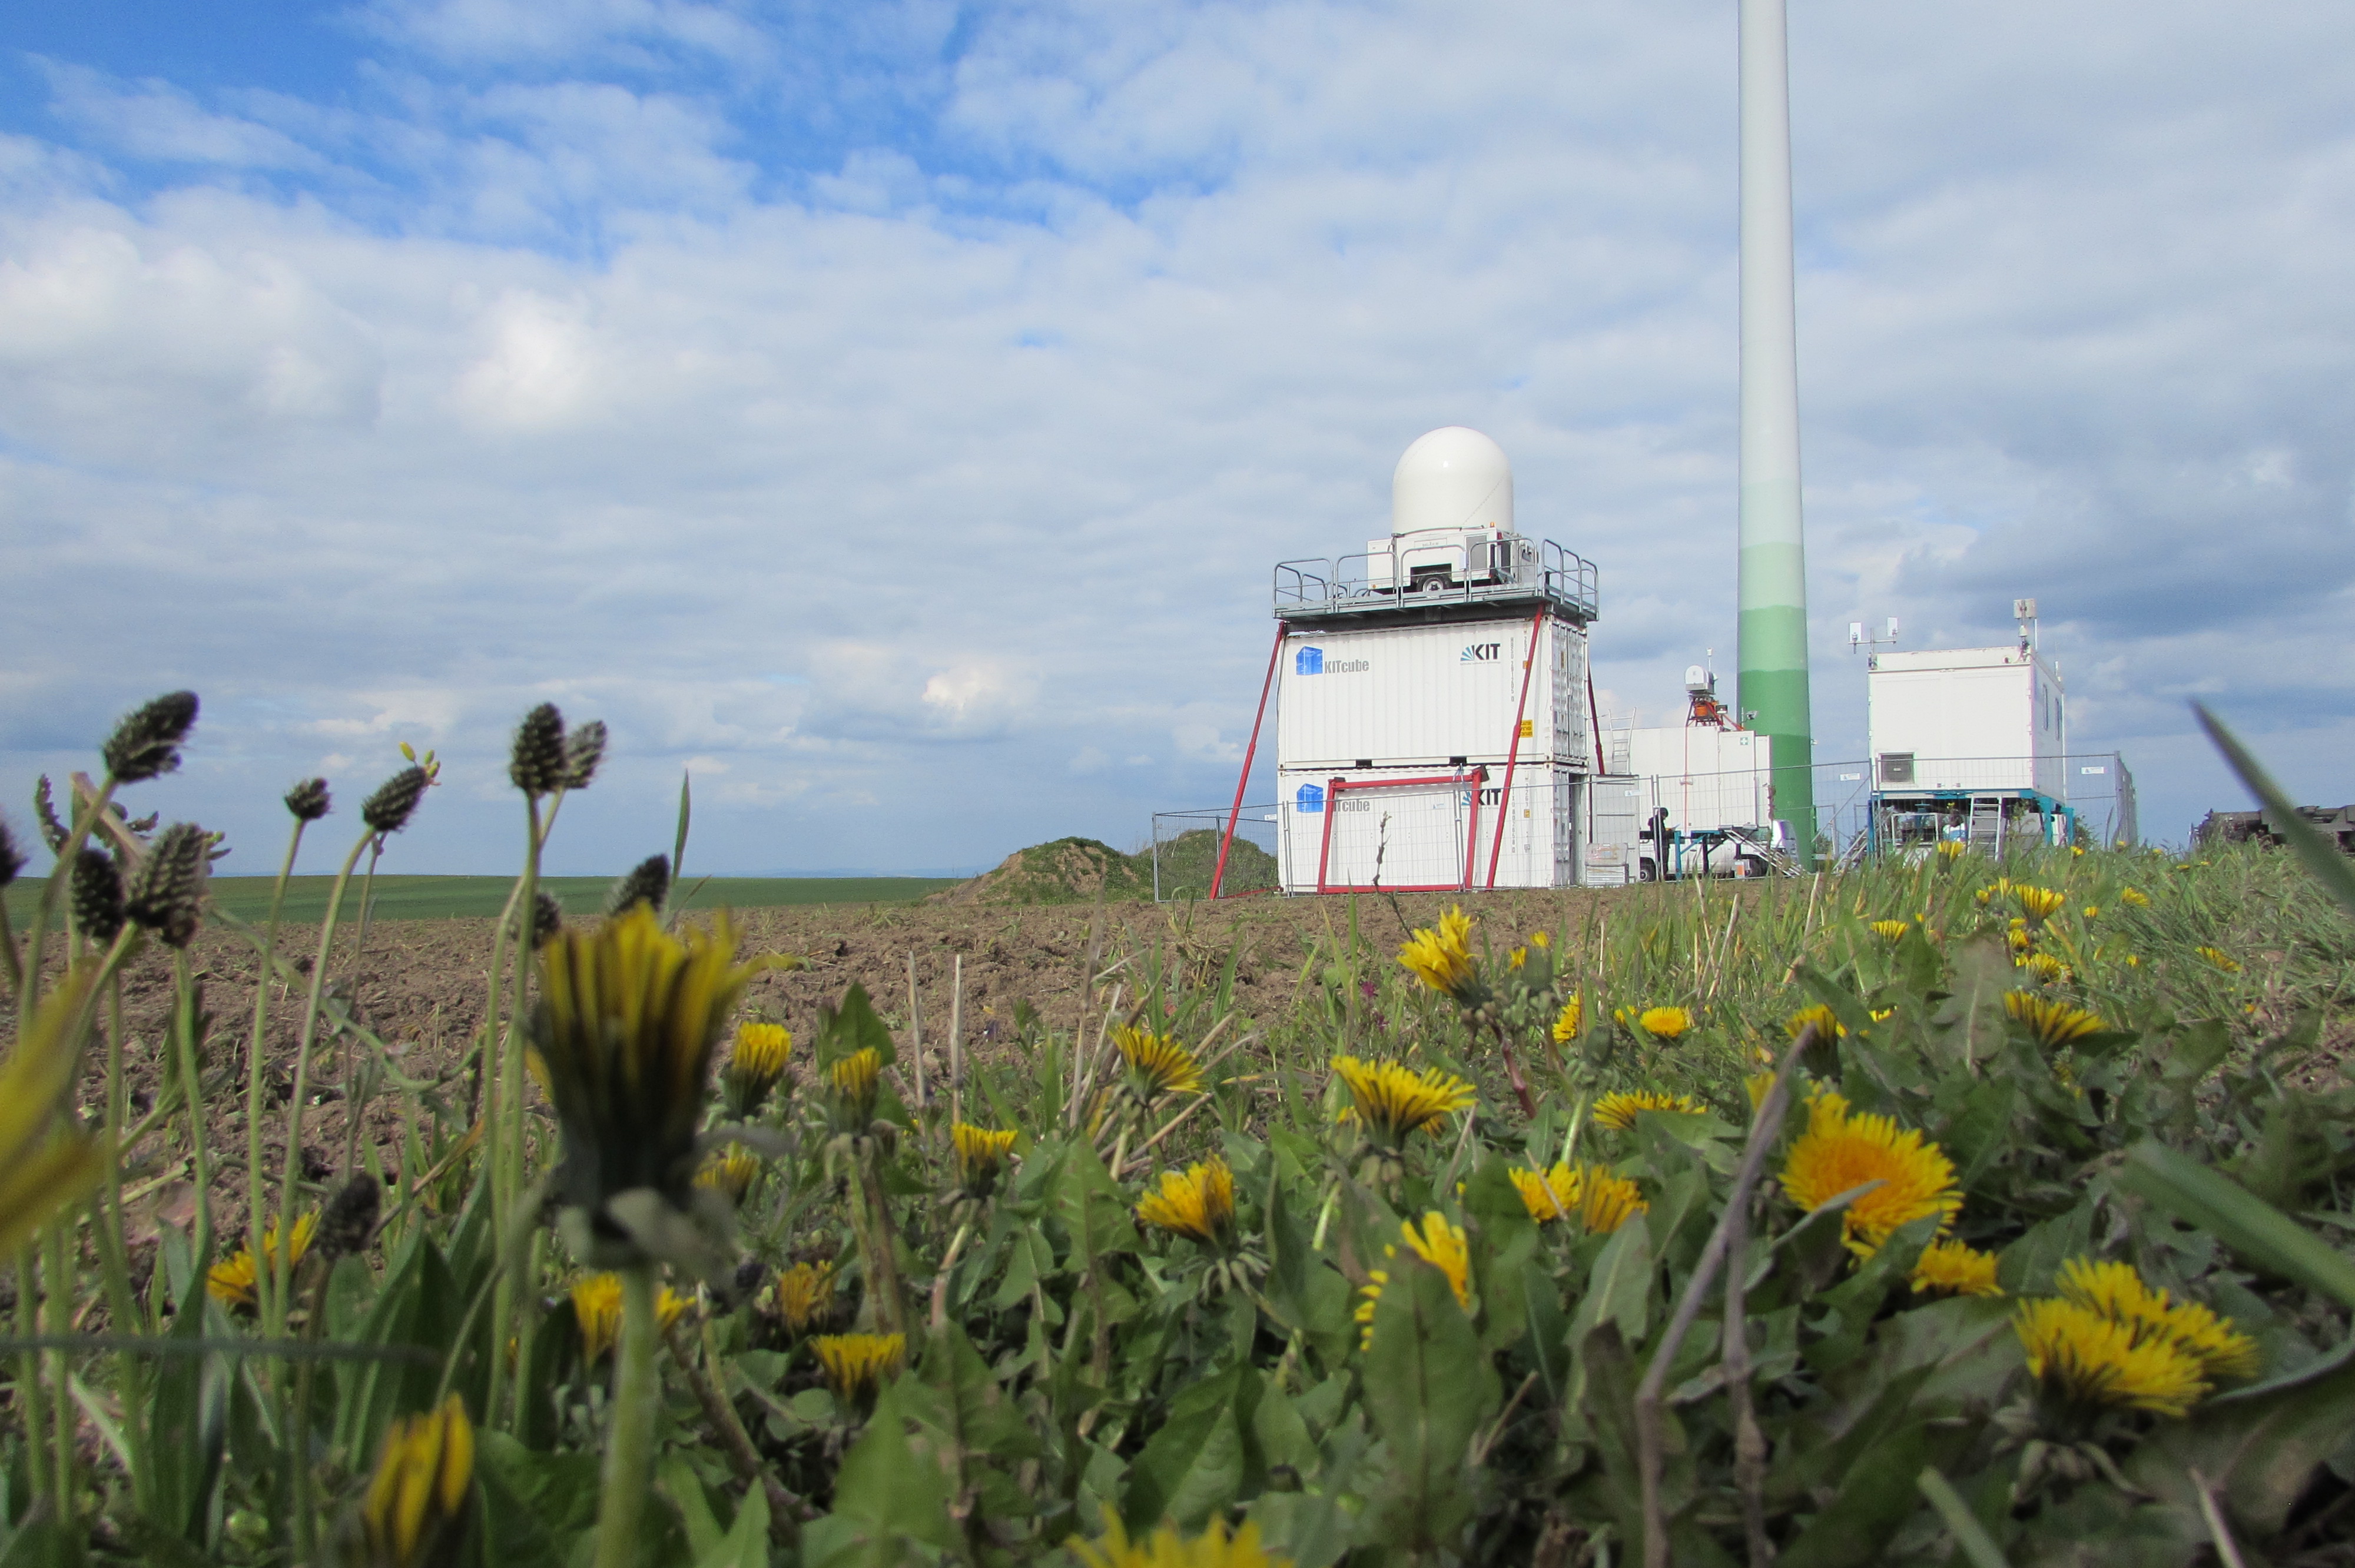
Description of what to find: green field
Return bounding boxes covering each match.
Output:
[3,872,962,927]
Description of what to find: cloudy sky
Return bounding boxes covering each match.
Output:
[3,0,2348,878]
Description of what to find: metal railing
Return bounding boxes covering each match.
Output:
[1150,806,1280,902]
[1273,536,1598,620]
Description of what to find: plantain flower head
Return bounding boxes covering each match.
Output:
[530,905,764,1265]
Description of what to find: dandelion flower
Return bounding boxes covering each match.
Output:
[2016,953,2068,984]
[1551,994,1583,1044]
[719,1021,791,1118]
[1115,1026,1203,1106]
[1330,1056,1474,1146]
[1975,878,2014,906]
[1780,1090,1961,1255]
[2055,1258,2260,1380]
[1577,1168,1647,1234]
[1528,931,1551,950]
[2008,919,2032,954]
[208,1213,317,1311]
[812,1332,906,1404]
[1592,1089,1700,1130]
[1635,1006,1693,1041]
[2195,946,2241,974]
[1508,946,1528,969]
[1785,1004,1846,1041]
[692,1144,761,1204]
[1744,1072,1778,1114]
[1510,1164,1582,1222]
[359,1394,473,1568]
[1355,1212,1472,1348]
[2003,991,2106,1049]
[823,1047,884,1128]
[1135,1158,1237,1250]
[952,1123,1019,1198]
[2120,888,2149,907]
[2082,905,2101,919]
[1070,1516,1288,1568]
[1935,841,1966,861]
[2014,886,2067,923]
[1910,1239,2002,1298]
[572,1274,691,1364]
[772,1262,835,1335]
[2014,1298,2208,1418]
[1869,919,1911,941]
[1397,907,1481,1001]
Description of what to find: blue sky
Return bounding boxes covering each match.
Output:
[4,0,2350,878]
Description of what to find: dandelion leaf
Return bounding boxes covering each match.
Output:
[1361,1250,1497,1552]
[2128,1347,2355,1539]
[1122,1363,1249,1534]
[814,981,897,1072]
[808,1381,960,1566]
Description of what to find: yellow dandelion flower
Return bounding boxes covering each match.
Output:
[359,1393,474,1568]
[953,1123,1019,1197]
[1910,1239,2002,1298]
[1508,946,1528,969]
[2003,991,2105,1049]
[1355,1212,1473,1348]
[1510,1164,1582,1223]
[2014,1298,2209,1418]
[1780,1090,1961,1255]
[1869,919,1911,941]
[2016,952,2068,984]
[1397,906,1480,1000]
[1070,1515,1289,1568]
[1744,1072,1777,1114]
[825,1048,883,1125]
[572,1274,691,1364]
[2014,886,2067,922]
[1785,1004,1846,1041]
[2055,1258,2260,1380]
[1975,878,2014,906]
[812,1332,906,1404]
[1935,840,1966,860]
[2081,905,2101,919]
[2120,887,2149,907]
[772,1261,835,1335]
[720,1020,792,1117]
[1591,1089,1701,1130]
[1636,1006,1693,1041]
[1869,1007,1894,1022]
[2008,919,2032,954]
[2195,946,2241,974]
[1135,1158,1236,1250]
[1528,930,1551,950]
[1330,1055,1475,1145]
[694,1143,761,1204]
[208,1212,318,1311]
[1551,993,1583,1045]
[1115,1026,1203,1105]
[1578,1168,1648,1234]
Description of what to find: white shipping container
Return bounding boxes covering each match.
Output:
[1581,775,1641,887]
[1276,762,1575,893]
[1868,646,2065,798]
[1624,726,1773,832]
[1276,614,1589,772]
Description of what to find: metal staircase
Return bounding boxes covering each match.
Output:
[1966,795,2006,853]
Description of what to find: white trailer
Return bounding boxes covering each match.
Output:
[1623,725,1773,835]
[1867,644,2067,799]
[1275,615,1588,772]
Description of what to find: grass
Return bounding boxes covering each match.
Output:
[3,872,963,927]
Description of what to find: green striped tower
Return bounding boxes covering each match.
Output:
[1737,0,1816,866]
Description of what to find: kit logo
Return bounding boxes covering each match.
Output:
[1461,642,1503,664]
[1295,647,1369,676]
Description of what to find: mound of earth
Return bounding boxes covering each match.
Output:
[930,836,1156,905]
[1148,828,1278,900]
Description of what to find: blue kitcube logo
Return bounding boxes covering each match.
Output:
[1295,783,1325,813]
[1296,647,1323,676]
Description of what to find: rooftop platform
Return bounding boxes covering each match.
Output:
[1273,539,1598,629]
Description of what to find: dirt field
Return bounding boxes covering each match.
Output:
[16,885,1630,1250]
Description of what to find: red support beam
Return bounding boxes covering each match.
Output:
[1485,603,1551,889]
[1210,620,1289,900]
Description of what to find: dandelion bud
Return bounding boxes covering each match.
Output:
[101,690,199,783]
[720,1021,791,1118]
[508,703,568,796]
[0,816,24,889]
[314,1173,382,1265]
[285,778,331,822]
[125,822,210,948]
[530,891,563,949]
[70,848,127,942]
[354,1393,475,1568]
[33,776,68,853]
[361,767,429,835]
[563,720,607,790]
[605,853,669,916]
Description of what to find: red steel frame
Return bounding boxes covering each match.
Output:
[1315,769,1488,893]
[1484,603,1552,888]
[1209,620,1289,900]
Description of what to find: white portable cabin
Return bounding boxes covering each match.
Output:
[1621,724,1772,835]
[1269,427,1611,893]
[1867,644,2067,799]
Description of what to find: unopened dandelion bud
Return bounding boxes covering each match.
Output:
[315,1173,382,1265]
[70,848,127,942]
[530,891,563,949]
[563,720,607,790]
[605,853,669,916]
[721,1021,791,1118]
[0,816,24,889]
[285,777,331,822]
[354,1393,475,1567]
[33,776,68,852]
[125,822,209,948]
[101,690,199,783]
[360,766,429,835]
[508,703,568,796]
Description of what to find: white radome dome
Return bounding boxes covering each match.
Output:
[1391,426,1513,536]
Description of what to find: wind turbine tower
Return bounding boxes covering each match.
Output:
[1737,0,1816,865]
